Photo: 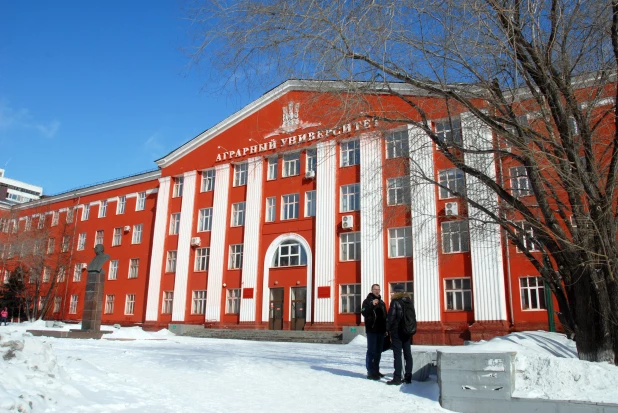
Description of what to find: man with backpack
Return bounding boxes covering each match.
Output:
[361,284,387,380]
[385,284,416,385]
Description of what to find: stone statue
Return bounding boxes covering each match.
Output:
[87,244,110,273]
[81,244,110,332]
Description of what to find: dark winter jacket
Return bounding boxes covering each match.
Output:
[387,292,415,338]
[361,293,387,334]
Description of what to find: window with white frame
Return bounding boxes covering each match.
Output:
[226,289,241,314]
[25,216,32,231]
[82,205,90,221]
[439,168,466,199]
[267,157,278,180]
[128,258,139,279]
[53,297,61,313]
[69,294,79,314]
[272,241,307,267]
[281,193,299,220]
[132,224,143,244]
[169,213,181,235]
[166,250,177,273]
[108,260,119,280]
[516,222,539,252]
[306,149,317,173]
[43,266,51,282]
[38,297,43,311]
[282,152,300,177]
[389,281,414,295]
[385,129,410,159]
[520,276,546,310]
[201,169,216,192]
[95,230,104,246]
[162,291,174,313]
[233,163,248,186]
[105,294,115,314]
[47,238,55,254]
[435,118,463,146]
[231,202,246,227]
[568,116,579,136]
[340,232,361,261]
[173,176,184,198]
[305,191,316,217]
[11,219,17,233]
[136,192,146,211]
[441,220,469,253]
[99,200,107,218]
[388,227,412,257]
[117,195,126,214]
[341,183,360,212]
[340,284,361,313]
[387,177,410,205]
[57,266,65,282]
[3,270,9,284]
[52,211,59,226]
[340,140,360,167]
[445,278,472,311]
[192,290,207,315]
[229,244,243,269]
[112,227,122,246]
[77,233,86,251]
[62,235,70,252]
[66,207,74,223]
[194,247,210,271]
[265,197,276,222]
[198,208,212,232]
[74,263,83,282]
[125,294,136,315]
[36,215,45,229]
[510,166,532,197]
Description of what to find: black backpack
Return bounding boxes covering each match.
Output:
[401,300,417,335]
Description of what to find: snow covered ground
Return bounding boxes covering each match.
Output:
[1,321,617,413]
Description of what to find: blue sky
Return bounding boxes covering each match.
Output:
[0,1,255,195]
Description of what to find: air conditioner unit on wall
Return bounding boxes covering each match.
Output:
[305,170,315,179]
[445,202,459,216]
[342,215,354,229]
[123,225,131,232]
[190,237,201,247]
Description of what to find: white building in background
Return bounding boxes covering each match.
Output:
[0,168,43,205]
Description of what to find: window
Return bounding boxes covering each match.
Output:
[233,163,248,186]
[387,177,410,205]
[229,244,243,269]
[386,130,410,159]
[281,193,299,220]
[66,208,74,223]
[201,169,216,192]
[128,258,139,279]
[77,233,86,251]
[117,195,126,214]
[25,217,32,231]
[435,118,463,146]
[265,197,276,222]
[340,284,361,313]
[173,176,184,198]
[132,224,143,244]
[105,295,115,314]
[340,232,361,261]
[341,183,360,212]
[38,214,46,229]
[169,213,181,235]
[267,157,278,180]
[74,263,83,282]
[231,202,246,227]
[305,191,316,217]
[166,251,177,273]
[273,241,307,267]
[125,294,136,315]
[388,227,412,257]
[112,227,122,246]
[162,291,174,314]
[520,276,546,310]
[306,149,317,173]
[43,266,51,282]
[340,140,360,167]
[52,211,59,226]
[69,295,78,314]
[282,153,300,177]
[62,235,70,252]
[517,222,539,252]
[441,220,470,253]
[226,289,241,314]
[11,219,17,233]
[57,266,65,282]
[194,247,210,271]
[136,192,146,211]
[389,281,414,295]
[439,168,466,199]
[53,297,61,313]
[82,205,90,221]
[95,230,104,246]
[108,260,119,280]
[192,290,207,315]
[568,116,579,136]
[445,278,472,311]
[47,238,55,254]
[198,208,213,232]
[510,166,532,197]
[99,200,107,218]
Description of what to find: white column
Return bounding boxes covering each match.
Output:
[145,177,171,321]
[314,141,336,322]
[359,133,385,299]
[461,112,507,321]
[205,164,231,322]
[171,171,197,322]
[240,158,263,322]
[408,125,441,322]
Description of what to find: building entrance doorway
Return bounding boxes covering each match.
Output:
[291,287,307,331]
[269,288,284,330]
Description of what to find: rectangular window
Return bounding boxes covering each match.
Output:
[439,168,466,199]
[47,238,55,254]
[233,162,248,187]
[57,266,65,282]
[340,232,361,261]
[62,235,70,253]
[201,169,216,192]
[108,260,119,280]
[53,297,61,313]
[25,216,32,231]
[77,233,86,251]
[340,284,361,313]
[162,291,174,314]
[82,205,90,221]
[306,149,317,173]
[112,227,122,246]
[43,266,51,282]
[445,278,472,311]
[341,183,360,212]
[231,202,246,227]
[125,294,135,315]
[282,153,300,177]
[229,244,243,269]
[517,222,539,252]
[387,177,410,205]
[66,207,74,223]
[169,213,181,235]
[267,157,278,180]
[74,263,83,282]
[194,247,210,271]
[95,230,104,246]
[305,191,316,217]
[510,166,532,197]
[136,192,146,211]
[441,220,470,253]
[520,276,546,310]
[265,197,276,222]
[388,227,413,258]
[132,224,143,244]
[198,208,213,232]
[435,118,463,146]
[99,200,107,218]
[340,140,360,167]
[128,258,139,279]
[389,281,414,295]
[281,193,299,220]
[117,195,126,214]
[192,290,207,315]
[226,289,241,314]
[173,176,184,198]
[166,250,177,273]
[52,211,59,226]
[38,214,46,229]
[105,295,115,314]
[385,129,410,159]
[69,294,79,314]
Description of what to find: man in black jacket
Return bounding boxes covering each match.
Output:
[361,284,387,380]
[386,284,414,385]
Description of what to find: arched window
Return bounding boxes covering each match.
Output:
[272,241,307,267]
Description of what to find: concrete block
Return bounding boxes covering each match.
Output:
[168,324,206,336]
[411,351,433,382]
[342,326,365,344]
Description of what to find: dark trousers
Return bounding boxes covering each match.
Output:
[391,333,412,380]
[365,332,384,375]
[0,317,7,326]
